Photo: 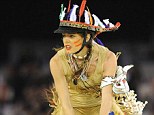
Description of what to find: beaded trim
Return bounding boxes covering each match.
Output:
[60,20,101,32]
[59,20,119,33]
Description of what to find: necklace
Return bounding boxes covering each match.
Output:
[72,54,87,60]
[72,50,90,60]
[68,52,92,85]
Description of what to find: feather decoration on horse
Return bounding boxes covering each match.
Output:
[79,0,87,22]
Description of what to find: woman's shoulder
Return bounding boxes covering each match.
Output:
[92,41,116,60]
[50,48,66,65]
[106,50,117,61]
[92,42,109,56]
[50,53,60,66]
[93,41,108,52]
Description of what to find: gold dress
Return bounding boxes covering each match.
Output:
[51,42,123,115]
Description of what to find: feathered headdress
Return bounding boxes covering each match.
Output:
[54,0,121,34]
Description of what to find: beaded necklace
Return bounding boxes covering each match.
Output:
[68,51,92,85]
[67,46,102,97]
[72,54,87,60]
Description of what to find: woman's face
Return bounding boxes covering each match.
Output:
[62,33,84,54]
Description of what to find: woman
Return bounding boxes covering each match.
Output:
[47,0,147,115]
[50,32,119,115]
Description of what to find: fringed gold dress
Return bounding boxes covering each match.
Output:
[50,43,124,115]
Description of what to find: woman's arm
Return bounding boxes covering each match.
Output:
[100,51,117,115]
[50,54,75,115]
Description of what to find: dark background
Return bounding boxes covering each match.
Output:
[1,0,153,40]
[1,0,153,62]
[0,0,154,115]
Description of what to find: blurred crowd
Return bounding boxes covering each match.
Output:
[0,40,54,115]
[0,38,154,115]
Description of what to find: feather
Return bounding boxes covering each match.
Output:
[67,8,72,20]
[70,5,79,21]
[96,37,104,46]
[62,8,66,19]
[115,22,121,28]
[87,6,93,25]
[79,0,87,21]
[67,0,71,13]
[123,65,134,73]
[92,14,105,28]
[59,4,64,20]
[103,19,110,28]
[92,14,98,26]
[84,10,90,24]
[109,22,115,28]
[59,6,66,20]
